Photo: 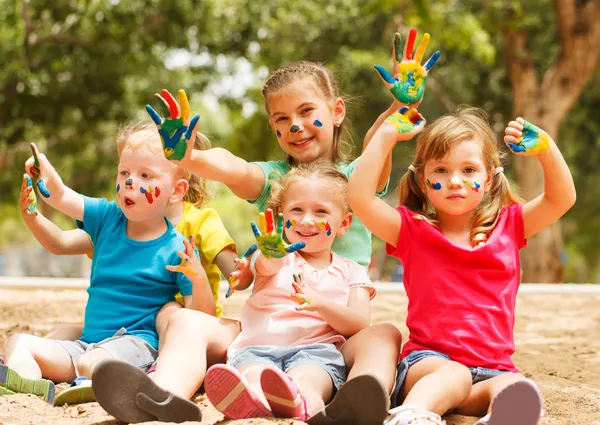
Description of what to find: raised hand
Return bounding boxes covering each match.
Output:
[251,209,305,259]
[21,174,38,216]
[26,143,51,198]
[504,118,551,156]
[374,29,440,105]
[146,89,200,162]
[166,236,202,278]
[225,244,258,298]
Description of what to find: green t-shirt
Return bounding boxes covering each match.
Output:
[249,158,388,269]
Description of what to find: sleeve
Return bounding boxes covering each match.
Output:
[342,157,389,197]
[348,260,376,300]
[196,208,236,264]
[77,196,116,244]
[247,161,290,210]
[385,205,417,260]
[505,203,527,249]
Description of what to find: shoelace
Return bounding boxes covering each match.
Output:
[384,405,446,425]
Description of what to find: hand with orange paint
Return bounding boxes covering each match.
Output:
[251,209,305,259]
[374,29,440,105]
[226,244,258,298]
[146,89,200,162]
[290,274,324,312]
[166,235,203,278]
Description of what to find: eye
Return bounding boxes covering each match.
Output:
[301,107,314,114]
[464,167,476,174]
[142,173,151,179]
[120,171,128,176]
[291,207,302,212]
[275,116,288,122]
[316,209,328,214]
[434,168,447,174]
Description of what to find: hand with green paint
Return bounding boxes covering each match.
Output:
[20,174,38,216]
[380,107,426,142]
[146,89,200,162]
[504,118,551,156]
[24,143,61,200]
[291,273,324,312]
[251,209,305,259]
[374,29,440,105]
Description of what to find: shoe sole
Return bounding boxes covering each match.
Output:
[0,364,55,404]
[92,359,201,423]
[261,366,307,419]
[487,379,542,425]
[54,384,96,406]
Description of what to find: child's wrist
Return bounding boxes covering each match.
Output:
[249,249,261,276]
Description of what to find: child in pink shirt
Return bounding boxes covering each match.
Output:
[204,161,376,421]
[348,107,576,425]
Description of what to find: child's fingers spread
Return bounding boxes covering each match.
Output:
[176,251,190,262]
[373,65,395,89]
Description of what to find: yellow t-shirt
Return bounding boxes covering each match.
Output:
[174,203,236,317]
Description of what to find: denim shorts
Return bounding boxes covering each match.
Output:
[227,343,347,390]
[391,350,508,408]
[54,328,158,372]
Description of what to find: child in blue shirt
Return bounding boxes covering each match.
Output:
[1,121,212,404]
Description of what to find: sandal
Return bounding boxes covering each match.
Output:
[0,364,55,404]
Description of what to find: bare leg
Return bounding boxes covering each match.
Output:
[341,323,401,394]
[155,301,183,352]
[238,363,271,409]
[76,348,115,379]
[287,364,333,416]
[401,357,472,415]
[152,309,241,399]
[44,324,83,341]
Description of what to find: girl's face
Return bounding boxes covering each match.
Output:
[116,148,186,222]
[282,177,352,255]
[267,78,345,163]
[421,138,492,218]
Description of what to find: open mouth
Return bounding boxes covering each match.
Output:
[124,197,136,207]
[297,230,318,238]
[290,136,315,148]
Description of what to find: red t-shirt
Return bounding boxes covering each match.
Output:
[386,203,526,372]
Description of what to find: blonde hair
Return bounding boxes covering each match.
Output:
[116,120,212,208]
[267,161,350,215]
[262,61,353,165]
[398,106,523,246]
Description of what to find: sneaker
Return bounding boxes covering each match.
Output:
[384,404,446,425]
[0,364,55,404]
[260,366,310,421]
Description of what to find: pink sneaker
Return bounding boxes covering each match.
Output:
[260,366,310,421]
[205,364,272,419]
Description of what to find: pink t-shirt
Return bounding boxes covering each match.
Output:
[386,203,526,372]
[227,252,376,357]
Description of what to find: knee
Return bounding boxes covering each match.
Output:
[441,362,472,397]
[76,351,110,378]
[165,308,210,335]
[355,323,403,347]
[4,333,34,357]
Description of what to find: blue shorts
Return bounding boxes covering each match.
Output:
[391,350,508,408]
[227,343,347,390]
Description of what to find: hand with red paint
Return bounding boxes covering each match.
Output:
[166,235,203,278]
[226,244,258,298]
[380,107,426,142]
[251,209,305,259]
[374,29,440,105]
[146,89,200,162]
[24,143,62,200]
[290,274,325,312]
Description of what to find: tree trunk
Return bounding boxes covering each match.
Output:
[503,0,600,282]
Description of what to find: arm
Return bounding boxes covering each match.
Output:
[504,118,576,239]
[348,109,425,246]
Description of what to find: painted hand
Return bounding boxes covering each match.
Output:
[166,236,202,278]
[290,273,322,311]
[24,143,51,198]
[226,244,258,298]
[374,29,440,105]
[381,107,426,141]
[504,118,551,156]
[146,89,200,162]
[251,209,305,259]
[20,174,37,216]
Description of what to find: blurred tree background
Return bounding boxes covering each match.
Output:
[1,0,598,282]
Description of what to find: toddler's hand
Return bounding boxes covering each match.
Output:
[251,209,305,259]
[166,236,204,279]
[291,274,324,311]
[374,29,440,105]
[380,107,426,142]
[504,118,551,156]
[20,174,38,217]
[24,143,53,198]
[226,244,258,298]
[146,89,200,162]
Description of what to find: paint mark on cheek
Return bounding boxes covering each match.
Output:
[276,130,281,138]
[463,180,481,192]
[317,220,332,236]
[116,184,120,198]
[286,219,296,229]
[140,186,154,204]
[155,186,160,197]
[313,119,323,128]
[426,179,442,190]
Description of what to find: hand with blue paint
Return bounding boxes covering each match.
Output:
[146,89,200,162]
[166,236,202,278]
[24,143,62,201]
[251,209,305,259]
[291,273,323,312]
[380,107,426,142]
[226,244,258,298]
[20,174,38,216]
[504,118,551,156]
[374,29,440,105]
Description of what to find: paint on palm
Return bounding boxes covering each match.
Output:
[146,89,200,161]
[292,273,311,305]
[374,29,441,104]
[426,179,442,190]
[25,174,37,215]
[463,180,481,192]
[251,209,305,259]
[507,120,550,155]
[139,186,161,204]
[29,144,50,198]
[387,107,425,133]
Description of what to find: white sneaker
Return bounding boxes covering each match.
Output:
[474,379,542,425]
[384,404,446,425]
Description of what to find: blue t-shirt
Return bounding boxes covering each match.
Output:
[78,196,193,349]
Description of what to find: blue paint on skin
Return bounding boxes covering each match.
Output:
[314,120,322,128]
[427,179,442,190]
[276,130,281,138]
[125,178,133,187]
[290,125,300,133]
[140,187,147,194]
[116,184,120,194]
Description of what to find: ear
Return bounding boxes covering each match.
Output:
[336,212,353,237]
[484,171,494,191]
[332,97,346,125]
[169,178,189,204]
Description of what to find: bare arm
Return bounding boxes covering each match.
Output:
[214,245,238,279]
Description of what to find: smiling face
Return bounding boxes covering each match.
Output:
[267,78,345,163]
[281,176,351,255]
[421,137,492,217]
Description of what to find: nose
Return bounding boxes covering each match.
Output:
[300,215,315,226]
[125,178,134,188]
[290,124,301,133]
[448,176,462,188]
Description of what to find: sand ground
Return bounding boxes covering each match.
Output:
[0,288,599,425]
